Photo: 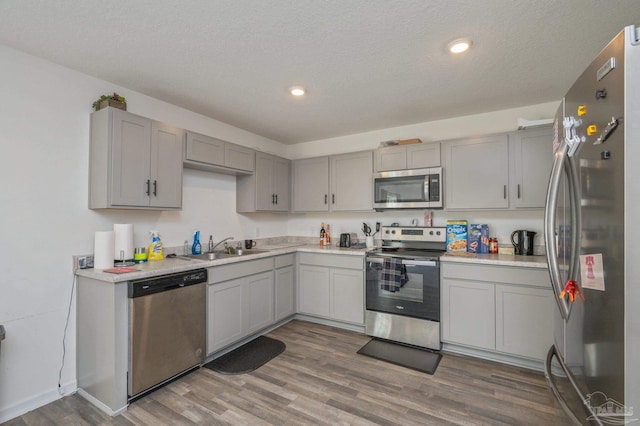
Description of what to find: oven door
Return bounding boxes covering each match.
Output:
[365,256,439,321]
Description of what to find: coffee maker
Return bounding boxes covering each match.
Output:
[511,230,536,255]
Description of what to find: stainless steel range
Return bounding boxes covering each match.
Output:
[365,226,446,350]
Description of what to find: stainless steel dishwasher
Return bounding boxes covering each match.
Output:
[128,269,207,398]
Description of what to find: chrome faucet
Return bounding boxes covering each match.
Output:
[210,236,234,253]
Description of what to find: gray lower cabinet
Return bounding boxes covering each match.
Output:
[297,253,364,325]
[237,151,290,212]
[184,130,255,175]
[207,258,274,354]
[89,107,184,209]
[274,254,296,321]
[441,262,554,362]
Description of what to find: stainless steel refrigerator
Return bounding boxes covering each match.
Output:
[544,25,640,425]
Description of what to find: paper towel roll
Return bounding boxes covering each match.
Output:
[114,224,134,261]
[94,231,115,270]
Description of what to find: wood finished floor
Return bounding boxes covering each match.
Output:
[5,320,571,425]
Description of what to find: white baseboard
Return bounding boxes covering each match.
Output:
[0,380,77,423]
[294,314,365,333]
[76,388,127,417]
[442,342,545,372]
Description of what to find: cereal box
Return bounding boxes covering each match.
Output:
[446,220,468,252]
[468,224,489,253]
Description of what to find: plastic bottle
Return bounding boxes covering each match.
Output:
[320,223,326,246]
[147,231,164,260]
[192,231,202,255]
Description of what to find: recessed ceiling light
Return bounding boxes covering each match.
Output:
[448,38,472,54]
[289,86,306,97]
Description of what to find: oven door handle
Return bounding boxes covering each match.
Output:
[366,257,437,267]
[403,260,437,267]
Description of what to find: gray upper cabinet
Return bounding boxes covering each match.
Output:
[184,131,254,175]
[292,156,330,212]
[509,126,553,209]
[374,143,440,172]
[330,151,373,211]
[292,151,373,212]
[445,135,510,209]
[237,151,290,212]
[89,107,183,210]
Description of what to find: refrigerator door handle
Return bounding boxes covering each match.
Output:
[566,156,582,284]
[544,143,572,320]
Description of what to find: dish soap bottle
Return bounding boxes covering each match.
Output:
[147,230,164,260]
[192,231,202,255]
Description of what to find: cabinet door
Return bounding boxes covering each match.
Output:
[330,151,373,211]
[255,152,276,211]
[330,268,364,324]
[375,147,407,172]
[441,278,495,350]
[225,143,255,172]
[275,265,295,321]
[292,157,330,212]
[244,271,274,334]
[185,131,224,166]
[298,265,330,316]
[150,122,183,208]
[207,279,243,354]
[110,110,151,207]
[495,285,554,360]
[273,156,290,212]
[407,143,440,169]
[510,127,553,208]
[445,135,509,209]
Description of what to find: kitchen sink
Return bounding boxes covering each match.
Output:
[180,249,270,261]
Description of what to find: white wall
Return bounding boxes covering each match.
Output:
[0,45,288,422]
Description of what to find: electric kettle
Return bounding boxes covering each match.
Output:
[511,230,536,255]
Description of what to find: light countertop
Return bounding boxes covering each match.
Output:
[76,242,370,283]
[440,252,548,269]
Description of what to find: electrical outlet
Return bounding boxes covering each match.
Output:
[76,255,94,270]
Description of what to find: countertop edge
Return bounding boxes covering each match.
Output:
[440,253,548,269]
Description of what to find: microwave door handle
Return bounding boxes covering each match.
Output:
[424,177,429,203]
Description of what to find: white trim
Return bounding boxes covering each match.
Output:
[443,342,545,372]
[0,380,76,423]
[76,388,128,417]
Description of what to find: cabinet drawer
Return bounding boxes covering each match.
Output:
[441,262,549,288]
[208,257,273,284]
[298,253,363,269]
[275,253,295,269]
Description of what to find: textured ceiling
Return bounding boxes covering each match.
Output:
[1,1,640,144]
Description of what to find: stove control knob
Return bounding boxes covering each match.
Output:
[436,231,441,235]
[429,231,434,235]
[385,230,390,234]
[391,230,396,234]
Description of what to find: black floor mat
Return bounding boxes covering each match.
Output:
[203,336,286,375]
[357,338,442,375]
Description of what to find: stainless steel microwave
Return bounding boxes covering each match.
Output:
[373,167,443,210]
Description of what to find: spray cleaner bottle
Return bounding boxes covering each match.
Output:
[192,231,202,255]
[147,230,164,260]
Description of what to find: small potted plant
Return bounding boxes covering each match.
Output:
[92,92,127,111]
